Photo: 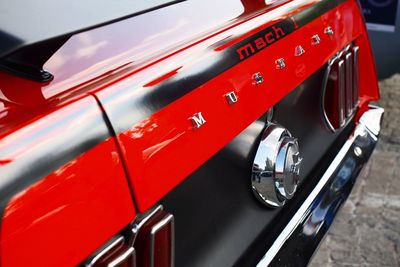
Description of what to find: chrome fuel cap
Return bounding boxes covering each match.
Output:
[251,123,302,208]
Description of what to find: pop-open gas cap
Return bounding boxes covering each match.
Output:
[251,123,302,208]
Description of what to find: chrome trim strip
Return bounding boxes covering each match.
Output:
[352,46,360,107]
[256,105,384,267]
[321,55,337,132]
[321,45,358,132]
[108,247,135,267]
[345,52,353,116]
[86,236,125,267]
[338,59,346,127]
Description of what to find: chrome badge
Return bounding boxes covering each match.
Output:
[190,112,206,129]
[311,34,321,45]
[252,72,264,85]
[225,91,238,105]
[275,58,286,69]
[251,123,302,208]
[294,45,305,56]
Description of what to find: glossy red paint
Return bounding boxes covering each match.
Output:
[0,1,380,265]
[94,0,378,212]
[0,96,135,266]
[1,139,135,267]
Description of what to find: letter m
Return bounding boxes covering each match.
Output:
[191,112,206,129]
[236,43,255,60]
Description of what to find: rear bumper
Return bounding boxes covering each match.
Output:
[257,105,384,266]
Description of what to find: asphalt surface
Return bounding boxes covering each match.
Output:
[310,75,400,266]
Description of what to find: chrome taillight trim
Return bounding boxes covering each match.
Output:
[83,205,174,267]
[86,236,125,267]
[322,44,360,132]
[338,59,346,127]
[130,204,163,245]
[108,247,135,267]
[345,52,353,117]
[352,46,360,108]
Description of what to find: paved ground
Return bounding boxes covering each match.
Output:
[310,74,400,266]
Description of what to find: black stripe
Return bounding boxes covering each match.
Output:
[102,0,347,134]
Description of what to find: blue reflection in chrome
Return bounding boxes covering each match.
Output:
[302,156,357,236]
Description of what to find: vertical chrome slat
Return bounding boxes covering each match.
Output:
[338,60,346,127]
[352,46,360,107]
[345,52,353,116]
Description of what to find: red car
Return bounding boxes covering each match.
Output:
[0,0,383,266]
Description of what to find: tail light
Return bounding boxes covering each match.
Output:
[322,44,360,131]
[132,207,174,267]
[83,205,174,267]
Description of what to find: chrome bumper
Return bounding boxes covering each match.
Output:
[257,105,384,266]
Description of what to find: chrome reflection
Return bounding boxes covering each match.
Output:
[302,156,356,236]
[251,123,302,208]
[253,72,265,85]
[257,105,384,267]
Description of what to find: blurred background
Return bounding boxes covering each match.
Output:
[364,0,400,79]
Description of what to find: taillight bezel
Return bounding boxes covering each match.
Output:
[322,43,360,132]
